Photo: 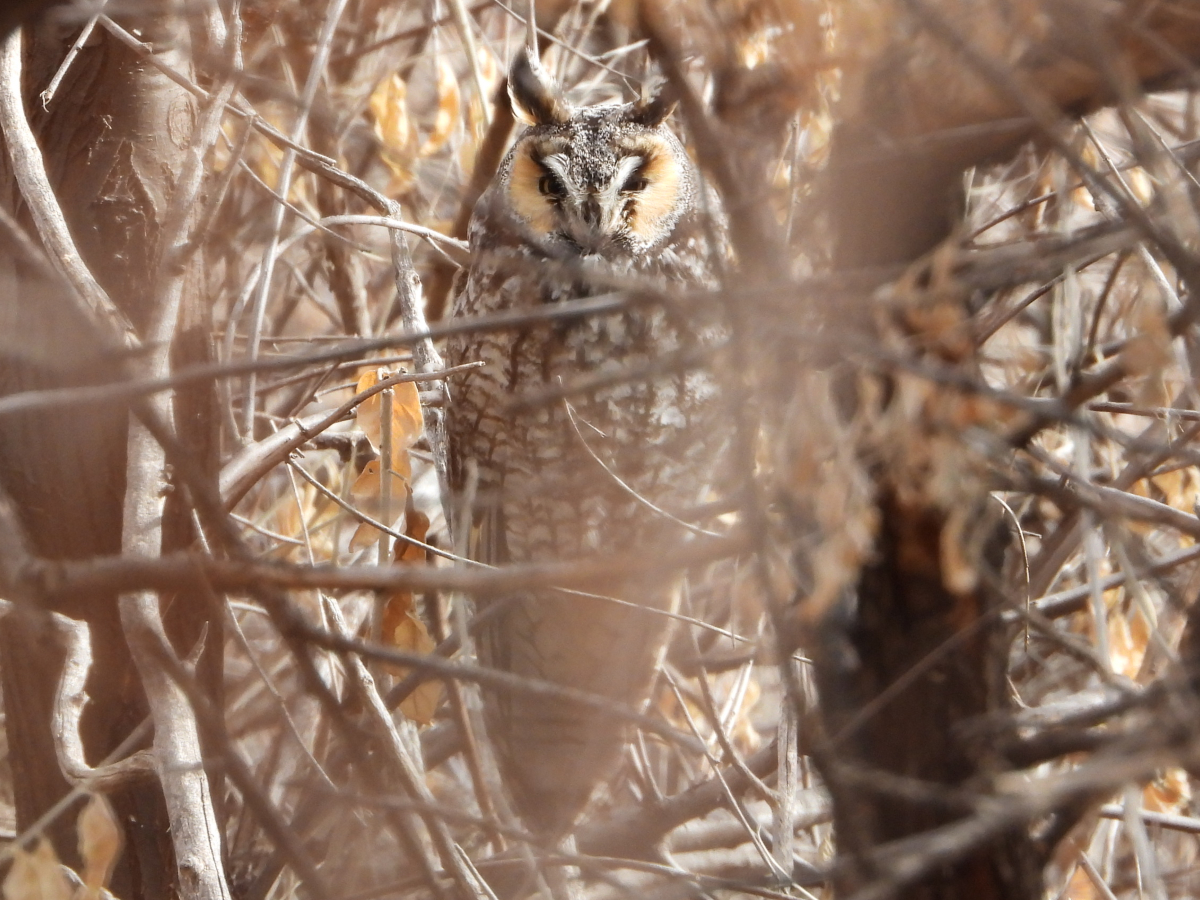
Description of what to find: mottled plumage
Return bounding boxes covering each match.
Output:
[445,51,727,836]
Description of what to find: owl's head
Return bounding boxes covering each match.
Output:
[496,50,698,258]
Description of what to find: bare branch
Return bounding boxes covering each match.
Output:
[49,613,156,791]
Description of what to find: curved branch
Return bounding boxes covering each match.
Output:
[49,613,156,791]
[0,29,135,346]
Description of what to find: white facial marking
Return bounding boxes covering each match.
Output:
[541,153,572,187]
[613,155,644,194]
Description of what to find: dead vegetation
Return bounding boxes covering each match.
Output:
[1,1,1200,899]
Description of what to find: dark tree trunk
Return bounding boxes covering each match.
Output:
[0,14,219,897]
[813,491,1042,898]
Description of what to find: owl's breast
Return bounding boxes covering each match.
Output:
[445,245,725,562]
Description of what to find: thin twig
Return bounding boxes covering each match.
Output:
[221,362,483,510]
[38,4,105,108]
[323,596,486,900]
[242,0,351,435]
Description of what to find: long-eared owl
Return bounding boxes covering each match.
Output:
[445,49,728,837]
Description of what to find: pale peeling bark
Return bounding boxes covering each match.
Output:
[50,612,156,792]
[114,8,238,898]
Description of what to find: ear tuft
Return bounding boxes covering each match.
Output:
[627,79,677,128]
[508,49,570,127]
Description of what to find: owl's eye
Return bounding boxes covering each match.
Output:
[538,173,566,198]
[621,171,649,193]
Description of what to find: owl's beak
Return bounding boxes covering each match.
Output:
[580,196,604,230]
[568,193,621,254]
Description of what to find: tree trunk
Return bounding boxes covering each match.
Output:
[0,14,219,897]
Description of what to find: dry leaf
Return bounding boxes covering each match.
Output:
[353,369,425,544]
[1122,302,1173,406]
[1073,143,1101,211]
[389,381,424,456]
[419,58,460,158]
[348,367,423,552]
[355,369,384,446]
[355,369,425,466]
[370,74,413,150]
[389,611,441,724]
[1108,609,1144,679]
[249,129,283,191]
[369,73,418,193]
[1150,467,1199,538]
[382,511,443,724]
[212,123,236,173]
[245,105,309,203]
[1064,864,1097,900]
[1126,166,1155,206]
[350,455,412,499]
[348,459,410,552]
[78,794,122,897]
[1144,767,1191,813]
[394,510,429,566]
[3,839,71,900]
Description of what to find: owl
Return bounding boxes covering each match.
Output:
[445,50,728,837]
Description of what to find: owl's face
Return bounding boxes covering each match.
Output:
[492,52,697,260]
